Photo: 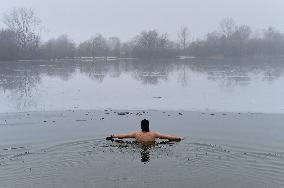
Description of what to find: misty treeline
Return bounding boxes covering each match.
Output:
[1,8,284,61]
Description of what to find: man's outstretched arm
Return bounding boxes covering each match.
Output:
[155,132,184,141]
[110,132,136,139]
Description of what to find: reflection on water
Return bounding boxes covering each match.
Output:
[141,144,151,163]
[1,57,284,113]
[109,139,176,163]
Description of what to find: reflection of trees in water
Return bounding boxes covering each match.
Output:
[10,71,40,110]
[183,57,284,87]
[212,75,251,88]
[0,63,41,111]
[78,60,170,85]
[78,61,123,83]
[0,61,77,111]
[79,62,105,83]
[44,61,76,81]
[130,60,171,85]
[263,70,282,83]
[108,58,284,87]
[260,58,284,83]
[205,67,252,88]
[177,64,190,86]
[56,58,284,87]
[1,57,284,110]
[132,72,168,85]
[78,59,173,85]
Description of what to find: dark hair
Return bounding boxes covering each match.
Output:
[141,119,150,132]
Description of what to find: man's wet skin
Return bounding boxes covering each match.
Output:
[106,119,184,142]
[106,119,183,163]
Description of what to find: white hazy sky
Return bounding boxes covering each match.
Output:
[0,0,283,42]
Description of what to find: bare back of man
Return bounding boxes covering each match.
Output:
[111,131,183,143]
[107,119,183,143]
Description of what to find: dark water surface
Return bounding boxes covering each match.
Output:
[0,110,284,188]
[1,57,284,113]
[0,58,284,187]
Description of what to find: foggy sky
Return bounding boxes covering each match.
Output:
[0,0,283,42]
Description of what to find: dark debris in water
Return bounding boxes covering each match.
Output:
[153,96,162,99]
[11,151,30,159]
[117,112,129,116]
[2,146,26,151]
[76,119,87,122]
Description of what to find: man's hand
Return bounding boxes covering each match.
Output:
[168,137,184,142]
[106,134,114,141]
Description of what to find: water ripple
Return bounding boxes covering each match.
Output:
[0,139,284,188]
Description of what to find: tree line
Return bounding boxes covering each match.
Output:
[1,8,284,61]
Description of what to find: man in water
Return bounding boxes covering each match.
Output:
[107,119,184,142]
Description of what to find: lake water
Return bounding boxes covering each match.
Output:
[0,58,284,188]
[1,57,284,113]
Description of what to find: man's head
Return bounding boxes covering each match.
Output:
[141,119,150,132]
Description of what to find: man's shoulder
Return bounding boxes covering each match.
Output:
[150,131,159,136]
[151,131,159,134]
[131,131,140,135]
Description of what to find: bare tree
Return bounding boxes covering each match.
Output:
[178,26,190,50]
[263,27,283,42]
[219,18,236,38]
[3,7,41,56]
[89,34,109,58]
[233,25,251,41]
[40,35,75,59]
[77,40,92,57]
[0,29,19,60]
[120,42,133,58]
[108,37,121,57]
[132,30,176,58]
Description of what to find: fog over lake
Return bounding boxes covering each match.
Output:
[0,57,284,113]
